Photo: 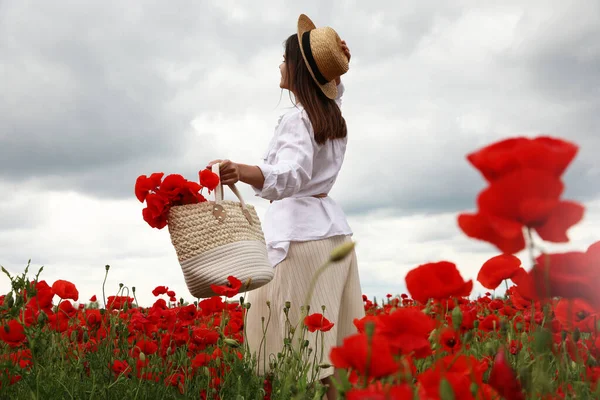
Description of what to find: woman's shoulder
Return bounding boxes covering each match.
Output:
[278,107,313,135]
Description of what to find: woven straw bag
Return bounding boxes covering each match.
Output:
[167,163,274,299]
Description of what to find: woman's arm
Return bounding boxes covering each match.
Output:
[239,164,265,189]
[208,116,314,200]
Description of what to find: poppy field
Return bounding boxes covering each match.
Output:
[1,136,599,399]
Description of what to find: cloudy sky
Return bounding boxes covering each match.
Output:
[1,0,599,307]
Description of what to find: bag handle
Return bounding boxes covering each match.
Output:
[211,163,253,224]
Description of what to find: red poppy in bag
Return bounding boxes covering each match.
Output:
[142,193,169,229]
[135,172,164,202]
[136,169,216,229]
[405,261,473,304]
[200,169,220,192]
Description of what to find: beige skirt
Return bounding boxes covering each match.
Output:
[244,235,365,381]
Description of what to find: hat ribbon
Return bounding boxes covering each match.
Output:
[301,31,329,85]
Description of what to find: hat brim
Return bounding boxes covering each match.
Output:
[297,14,338,100]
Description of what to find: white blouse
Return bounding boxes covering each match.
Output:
[253,82,353,267]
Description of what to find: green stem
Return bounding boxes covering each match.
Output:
[102,266,110,310]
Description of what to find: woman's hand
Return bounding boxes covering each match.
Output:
[207,160,265,190]
[207,159,240,185]
[341,40,351,62]
[336,40,351,85]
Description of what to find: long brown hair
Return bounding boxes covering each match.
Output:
[284,34,347,145]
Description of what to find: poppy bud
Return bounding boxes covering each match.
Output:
[7,295,14,309]
[573,328,581,343]
[105,264,110,271]
[319,363,332,369]
[439,378,455,400]
[365,321,376,339]
[470,383,479,397]
[329,241,355,262]
[285,301,291,309]
[139,352,146,362]
[224,338,240,348]
[561,330,568,342]
[14,294,23,308]
[451,306,463,330]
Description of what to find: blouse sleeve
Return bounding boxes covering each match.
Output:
[253,114,314,201]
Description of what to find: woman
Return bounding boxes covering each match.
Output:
[208,14,364,399]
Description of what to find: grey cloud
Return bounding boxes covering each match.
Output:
[1,0,599,218]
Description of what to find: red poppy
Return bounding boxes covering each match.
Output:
[480,314,501,332]
[488,347,525,400]
[135,172,164,202]
[304,313,335,333]
[199,169,220,191]
[378,307,436,358]
[459,169,584,254]
[0,319,26,347]
[107,296,134,310]
[512,242,600,307]
[111,359,131,378]
[438,327,462,353]
[466,136,578,183]
[405,261,473,304]
[142,193,169,229]
[136,170,213,229]
[330,332,399,380]
[477,254,523,290]
[509,340,523,355]
[417,368,474,400]
[52,280,79,302]
[152,286,169,296]
[210,276,243,298]
[132,339,159,358]
[191,353,211,369]
[554,298,597,333]
[418,354,492,398]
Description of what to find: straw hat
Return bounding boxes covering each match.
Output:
[297,14,349,99]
